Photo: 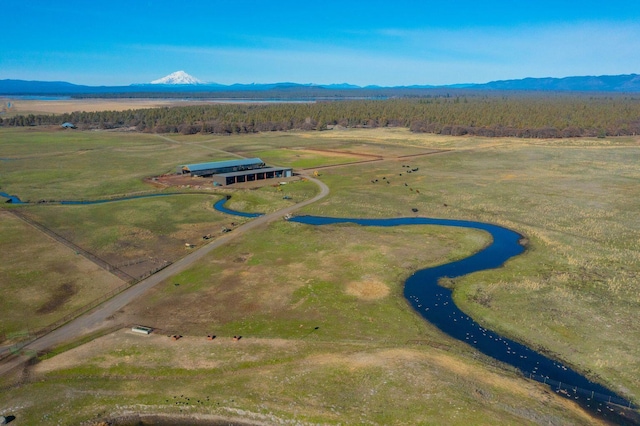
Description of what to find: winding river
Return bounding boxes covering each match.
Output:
[1,190,635,419]
[289,217,623,394]
[217,200,636,418]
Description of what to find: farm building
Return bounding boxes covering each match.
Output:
[178,158,292,186]
[178,158,265,177]
[212,167,292,186]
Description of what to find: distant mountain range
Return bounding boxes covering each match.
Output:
[474,74,640,92]
[1,72,640,95]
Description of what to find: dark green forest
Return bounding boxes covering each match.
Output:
[3,95,640,138]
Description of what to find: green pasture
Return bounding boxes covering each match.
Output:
[139,221,490,339]
[1,218,590,425]
[0,212,123,336]
[20,195,231,256]
[0,128,245,200]
[1,129,166,200]
[224,179,318,213]
[294,135,640,398]
[1,127,639,424]
[240,148,363,168]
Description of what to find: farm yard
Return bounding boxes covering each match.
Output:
[0,126,639,425]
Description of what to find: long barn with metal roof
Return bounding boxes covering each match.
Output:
[177,158,293,186]
[178,158,266,177]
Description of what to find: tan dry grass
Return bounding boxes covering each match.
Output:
[345,280,390,300]
[31,329,602,425]
[2,98,201,115]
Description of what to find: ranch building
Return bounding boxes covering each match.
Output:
[178,158,293,186]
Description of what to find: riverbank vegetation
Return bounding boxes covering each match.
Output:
[1,127,638,424]
[3,95,640,138]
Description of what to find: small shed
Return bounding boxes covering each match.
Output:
[131,325,153,335]
[61,122,77,129]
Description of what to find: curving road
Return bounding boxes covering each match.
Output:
[0,175,329,375]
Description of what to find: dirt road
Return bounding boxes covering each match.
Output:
[0,176,329,375]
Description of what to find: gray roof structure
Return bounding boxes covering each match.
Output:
[181,158,263,172]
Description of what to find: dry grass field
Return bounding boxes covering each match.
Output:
[1,126,639,424]
[0,98,209,117]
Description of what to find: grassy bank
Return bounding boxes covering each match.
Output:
[2,331,596,425]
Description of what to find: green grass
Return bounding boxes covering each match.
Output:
[149,221,489,340]
[3,334,595,425]
[1,127,639,424]
[225,179,319,214]
[245,148,364,168]
[19,194,233,258]
[0,128,247,200]
[0,127,320,337]
[0,212,123,336]
[299,137,640,397]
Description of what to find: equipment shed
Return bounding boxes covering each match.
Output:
[212,167,293,186]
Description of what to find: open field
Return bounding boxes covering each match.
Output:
[0,211,123,335]
[0,128,352,201]
[1,127,639,424]
[4,330,596,425]
[0,98,210,117]
[0,128,320,337]
[241,148,369,169]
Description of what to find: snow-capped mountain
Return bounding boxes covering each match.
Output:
[150,71,203,85]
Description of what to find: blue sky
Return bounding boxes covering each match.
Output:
[2,0,640,86]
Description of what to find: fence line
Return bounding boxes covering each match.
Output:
[0,192,221,362]
[0,258,173,353]
[7,209,135,282]
[22,259,173,341]
[0,220,174,363]
[21,189,220,205]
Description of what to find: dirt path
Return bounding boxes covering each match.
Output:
[155,134,246,158]
[0,175,329,375]
[301,148,454,171]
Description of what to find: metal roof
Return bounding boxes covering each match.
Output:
[214,167,292,178]
[182,158,264,172]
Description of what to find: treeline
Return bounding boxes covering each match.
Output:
[3,95,640,137]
